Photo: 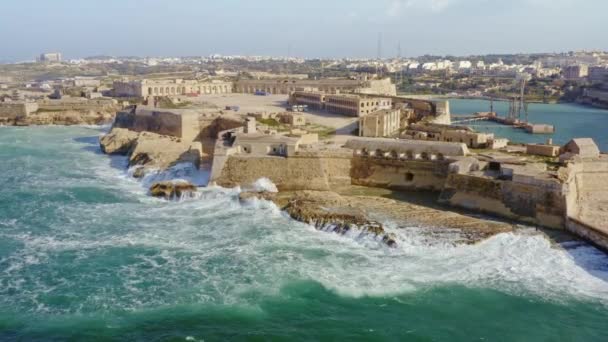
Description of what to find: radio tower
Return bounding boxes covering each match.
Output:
[377,32,383,60]
[376,32,383,77]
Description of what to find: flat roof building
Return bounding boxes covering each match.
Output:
[325,94,392,117]
[359,109,401,138]
[113,79,233,98]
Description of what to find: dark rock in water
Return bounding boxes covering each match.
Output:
[150,181,197,199]
[130,152,152,167]
[382,233,398,248]
[132,166,145,179]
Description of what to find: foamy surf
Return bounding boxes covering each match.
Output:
[1,126,608,323]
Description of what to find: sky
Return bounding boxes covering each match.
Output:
[0,0,607,61]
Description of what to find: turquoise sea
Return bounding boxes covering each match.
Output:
[449,99,608,150]
[1,125,608,341]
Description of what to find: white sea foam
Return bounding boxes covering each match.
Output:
[2,126,608,315]
[244,177,279,193]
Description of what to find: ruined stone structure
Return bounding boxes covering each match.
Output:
[113,79,233,98]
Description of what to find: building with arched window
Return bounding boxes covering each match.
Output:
[113,79,233,98]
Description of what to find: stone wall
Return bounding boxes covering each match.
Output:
[439,174,566,229]
[351,157,449,191]
[37,98,116,112]
[566,217,608,252]
[0,102,38,118]
[211,154,352,191]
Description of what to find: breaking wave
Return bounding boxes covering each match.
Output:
[1,126,608,317]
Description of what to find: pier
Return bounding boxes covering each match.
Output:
[452,112,555,134]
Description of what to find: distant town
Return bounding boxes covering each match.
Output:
[2,50,608,107]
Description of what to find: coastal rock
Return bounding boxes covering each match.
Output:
[128,132,201,171]
[19,110,115,126]
[132,166,146,179]
[99,128,139,155]
[274,191,397,247]
[149,181,197,199]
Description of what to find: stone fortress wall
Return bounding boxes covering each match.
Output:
[0,102,38,119]
[211,135,608,247]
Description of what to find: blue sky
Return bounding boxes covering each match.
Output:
[0,0,606,61]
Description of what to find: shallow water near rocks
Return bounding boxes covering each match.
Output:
[1,126,608,341]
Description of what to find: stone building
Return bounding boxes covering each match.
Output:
[402,123,497,149]
[563,65,589,80]
[113,79,233,98]
[0,101,38,119]
[114,106,201,142]
[235,77,396,96]
[325,94,392,117]
[279,113,306,126]
[39,52,62,63]
[288,91,325,110]
[359,109,401,138]
[346,138,469,160]
[526,143,561,157]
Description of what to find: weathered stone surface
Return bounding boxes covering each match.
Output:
[267,191,398,247]
[149,181,197,199]
[128,132,200,170]
[15,110,115,126]
[99,128,139,155]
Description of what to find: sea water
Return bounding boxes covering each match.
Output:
[449,99,608,150]
[1,126,608,341]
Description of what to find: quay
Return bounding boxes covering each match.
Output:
[452,111,555,134]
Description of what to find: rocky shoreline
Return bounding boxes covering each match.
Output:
[239,189,517,247]
[0,110,116,126]
[98,127,521,248]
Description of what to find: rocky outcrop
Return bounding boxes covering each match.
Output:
[128,132,200,170]
[149,181,197,199]
[241,188,517,246]
[99,128,202,173]
[241,190,397,247]
[10,110,115,126]
[99,128,139,154]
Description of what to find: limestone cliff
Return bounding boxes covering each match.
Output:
[100,127,202,173]
[1,110,116,126]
